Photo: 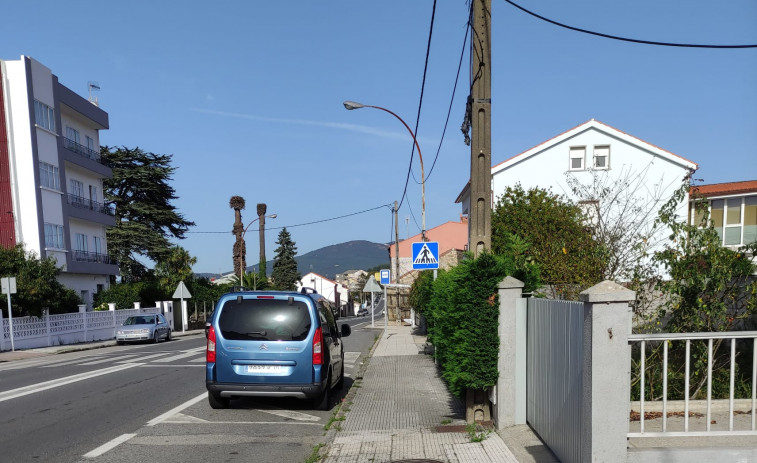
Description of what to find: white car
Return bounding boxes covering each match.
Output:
[116,314,172,344]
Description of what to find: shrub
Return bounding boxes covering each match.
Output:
[424,251,540,397]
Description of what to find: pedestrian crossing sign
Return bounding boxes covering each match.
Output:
[412,242,439,270]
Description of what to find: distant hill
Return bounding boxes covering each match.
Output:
[197,240,390,281]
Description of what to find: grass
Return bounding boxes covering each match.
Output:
[441,419,452,425]
[305,443,324,463]
[465,423,492,443]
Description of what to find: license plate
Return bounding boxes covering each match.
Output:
[247,365,283,373]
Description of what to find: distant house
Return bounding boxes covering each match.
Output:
[390,216,468,285]
[297,272,351,314]
[455,119,698,274]
[335,269,368,293]
[690,180,757,249]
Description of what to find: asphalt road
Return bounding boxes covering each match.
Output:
[0,317,378,463]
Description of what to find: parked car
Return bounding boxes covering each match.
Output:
[205,289,351,410]
[116,314,172,344]
[357,308,368,317]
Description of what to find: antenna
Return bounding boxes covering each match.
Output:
[87,81,100,106]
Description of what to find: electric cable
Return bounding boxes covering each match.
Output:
[503,0,757,48]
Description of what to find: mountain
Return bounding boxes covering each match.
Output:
[198,240,390,281]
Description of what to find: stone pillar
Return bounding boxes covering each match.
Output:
[579,280,635,462]
[133,302,141,310]
[494,276,526,430]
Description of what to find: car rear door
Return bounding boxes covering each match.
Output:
[214,295,314,385]
[318,300,342,383]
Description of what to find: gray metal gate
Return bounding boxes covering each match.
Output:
[526,297,585,463]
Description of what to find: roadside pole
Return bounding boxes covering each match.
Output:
[2,277,17,352]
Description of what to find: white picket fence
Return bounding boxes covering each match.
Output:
[0,305,164,351]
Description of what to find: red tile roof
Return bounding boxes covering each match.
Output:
[690,180,757,198]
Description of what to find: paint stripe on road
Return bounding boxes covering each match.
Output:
[79,354,139,365]
[255,408,320,422]
[151,347,206,363]
[0,363,142,403]
[83,433,136,458]
[146,392,207,426]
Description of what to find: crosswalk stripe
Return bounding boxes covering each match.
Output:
[152,348,205,363]
[79,354,139,365]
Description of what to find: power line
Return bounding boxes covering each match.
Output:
[187,203,393,234]
[503,0,757,48]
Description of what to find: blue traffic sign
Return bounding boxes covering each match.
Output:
[380,269,390,284]
[412,242,439,270]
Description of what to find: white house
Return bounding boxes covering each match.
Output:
[0,56,116,308]
[456,119,699,278]
[297,272,351,314]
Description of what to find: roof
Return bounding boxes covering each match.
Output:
[691,180,757,198]
[456,119,698,203]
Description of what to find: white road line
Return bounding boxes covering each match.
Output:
[0,363,142,403]
[79,354,139,365]
[255,408,320,422]
[151,347,205,363]
[82,433,136,458]
[139,364,204,368]
[40,357,105,368]
[116,352,175,363]
[146,392,207,426]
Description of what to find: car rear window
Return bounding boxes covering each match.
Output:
[218,298,312,341]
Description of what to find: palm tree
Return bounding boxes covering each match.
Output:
[230,196,246,280]
[257,203,267,279]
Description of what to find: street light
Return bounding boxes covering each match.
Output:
[343,100,426,241]
[239,213,277,286]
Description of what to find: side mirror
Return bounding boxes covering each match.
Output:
[340,324,351,337]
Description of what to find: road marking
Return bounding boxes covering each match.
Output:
[151,347,205,363]
[139,364,204,368]
[79,354,139,365]
[83,433,136,458]
[116,351,173,362]
[146,392,207,426]
[40,357,105,368]
[0,363,142,403]
[255,408,320,422]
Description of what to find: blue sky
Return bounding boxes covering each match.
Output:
[3,1,756,274]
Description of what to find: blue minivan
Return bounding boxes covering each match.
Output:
[205,289,351,410]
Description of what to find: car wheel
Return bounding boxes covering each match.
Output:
[313,372,331,411]
[166,329,172,342]
[116,340,124,346]
[153,331,159,343]
[208,392,229,409]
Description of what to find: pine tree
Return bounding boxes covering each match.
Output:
[271,228,301,291]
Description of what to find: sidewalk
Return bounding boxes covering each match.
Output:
[323,324,522,463]
[0,329,203,363]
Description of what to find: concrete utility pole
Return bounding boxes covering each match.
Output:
[394,201,400,285]
[469,0,492,256]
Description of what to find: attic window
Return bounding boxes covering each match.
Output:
[594,146,610,170]
[569,147,585,171]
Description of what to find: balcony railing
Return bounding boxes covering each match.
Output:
[73,250,115,265]
[63,137,102,164]
[66,194,115,216]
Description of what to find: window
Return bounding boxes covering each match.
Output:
[44,223,65,249]
[70,179,84,199]
[75,233,88,253]
[706,196,757,246]
[569,147,585,170]
[66,126,80,144]
[39,162,60,190]
[86,135,95,152]
[93,236,102,255]
[33,100,55,132]
[593,146,610,170]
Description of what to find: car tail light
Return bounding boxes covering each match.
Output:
[207,326,216,363]
[312,327,323,365]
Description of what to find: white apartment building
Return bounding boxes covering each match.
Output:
[0,55,117,309]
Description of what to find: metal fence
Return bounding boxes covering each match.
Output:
[628,331,757,437]
[1,307,160,351]
[526,297,586,463]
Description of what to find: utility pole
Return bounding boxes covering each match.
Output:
[394,201,401,324]
[469,0,492,256]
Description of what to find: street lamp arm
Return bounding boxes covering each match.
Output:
[342,101,426,240]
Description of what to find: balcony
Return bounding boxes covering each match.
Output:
[66,194,115,216]
[64,137,103,164]
[73,250,115,265]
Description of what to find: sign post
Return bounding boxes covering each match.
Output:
[172,281,192,332]
[362,275,383,328]
[2,277,18,352]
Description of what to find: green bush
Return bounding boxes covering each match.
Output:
[93,281,167,310]
[423,251,540,397]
